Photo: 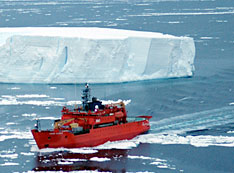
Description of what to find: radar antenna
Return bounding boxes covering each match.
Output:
[82,83,91,111]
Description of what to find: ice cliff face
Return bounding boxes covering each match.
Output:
[0,27,195,83]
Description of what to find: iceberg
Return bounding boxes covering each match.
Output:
[0,27,195,83]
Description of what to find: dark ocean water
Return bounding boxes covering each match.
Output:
[0,0,234,172]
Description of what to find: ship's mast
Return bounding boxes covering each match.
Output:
[82,83,91,111]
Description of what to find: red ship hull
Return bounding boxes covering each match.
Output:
[32,117,150,149]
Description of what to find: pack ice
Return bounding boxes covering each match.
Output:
[0,27,195,83]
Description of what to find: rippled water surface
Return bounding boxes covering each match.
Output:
[0,0,234,172]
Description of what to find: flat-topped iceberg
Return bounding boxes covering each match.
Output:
[0,27,195,83]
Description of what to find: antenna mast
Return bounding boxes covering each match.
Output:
[82,83,90,111]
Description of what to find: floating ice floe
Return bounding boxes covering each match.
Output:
[20,152,34,156]
[89,157,111,162]
[16,94,49,98]
[227,131,234,134]
[0,94,131,107]
[6,122,17,125]
[0,153,18,159]
[0,130,32,142]
[7,87,20,90]
[128,155,175,170]
[0,162,19,166]
[57,161,73,165]
[22,113,37,117]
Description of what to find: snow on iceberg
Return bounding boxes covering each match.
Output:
[0,27,195,83]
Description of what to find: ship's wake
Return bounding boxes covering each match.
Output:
[28,106,234,154]
[2,104,230,157]
[22,106,234,173]
[93,106,234,149]
[150,106,234,134]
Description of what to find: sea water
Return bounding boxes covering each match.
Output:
[0,0,234,172]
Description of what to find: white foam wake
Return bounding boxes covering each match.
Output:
[30,145,98,154]
[90,133,234,150]
[92,106,234,149]
[30,133,234,154]
[136,134,234,147]
[150,106,234,134]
